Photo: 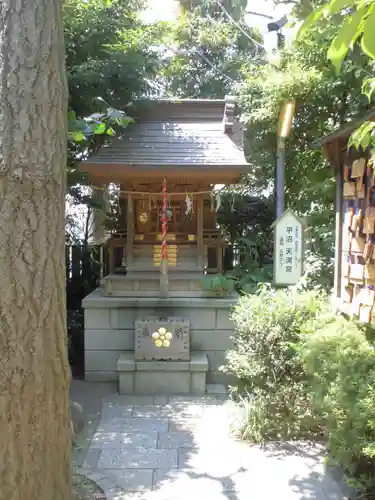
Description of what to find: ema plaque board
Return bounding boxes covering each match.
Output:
[135,317,190,360]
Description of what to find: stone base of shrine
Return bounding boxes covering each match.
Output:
[82,289,236,387]
[117,352,208,394]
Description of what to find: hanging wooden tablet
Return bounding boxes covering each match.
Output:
[359,304,373,323]
[350,209,362,233]
[358,286,375,306]
[351,157,366,178]
[343,182,356,198]
[351,287,361,316]
[363,239,374,263]
[343,259,350,278]
[345,207,354,229]
[365,264,375,280]
[342,285,353,303]
[356,183,366,200]
[349,234,365,254]
[350,263,365,284]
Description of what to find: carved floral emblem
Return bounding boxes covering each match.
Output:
[152,327,172,347]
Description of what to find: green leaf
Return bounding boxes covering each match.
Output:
[327,0,357,14]
[327,6,367,75]
[362,77,375,101]
[361,6,375,59]
[296,5,326,41]
[94,123,106,134]
[69,130,86,142]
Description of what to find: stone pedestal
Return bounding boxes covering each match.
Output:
[117,352,208,394]
[83,291,236,387]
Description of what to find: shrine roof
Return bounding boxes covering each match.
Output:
[81,98,249,176]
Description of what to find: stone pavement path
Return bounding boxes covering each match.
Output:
[76,393,348,500]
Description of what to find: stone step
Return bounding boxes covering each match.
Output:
[117,352,208,395]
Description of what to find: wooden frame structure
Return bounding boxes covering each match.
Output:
[317,109,375,321]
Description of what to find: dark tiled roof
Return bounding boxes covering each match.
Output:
[83,98,248,168]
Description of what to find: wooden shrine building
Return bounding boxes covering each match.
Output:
[80,97,250,392]
[317,108,375,323]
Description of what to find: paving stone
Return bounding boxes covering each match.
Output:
[103,395,155,405]
[91,430,158,449]
[154,396,168,405]
[98,447,178,469]
[133,404,203,419]
[157,431,246,450]
[97,417,168,433]
[83,448,101,468]
[100,469,153,491]
[153,468,254,493]
[101,405,134,420]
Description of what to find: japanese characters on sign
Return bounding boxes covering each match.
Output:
[273,210,303,285]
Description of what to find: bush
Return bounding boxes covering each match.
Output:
[302,316,375,494]
[222,285,328,442]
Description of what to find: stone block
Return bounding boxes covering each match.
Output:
[117,353,136,371]
[85,350,123,371]
[216,308,234,330]
[207,371,234,385]
[85,308,111,329]
[136,360,190,371]
[188,309,215,329]
[191,372,206,394]
[110,309,134,329]
[85,370,117,382]
[85,329,134,351]
[190,352,208,372]
[206,350,227,372]
[118,372,134,394]
[135,371,191,394]
[190,330,232,351]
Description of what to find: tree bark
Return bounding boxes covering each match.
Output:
[0,2,71,500]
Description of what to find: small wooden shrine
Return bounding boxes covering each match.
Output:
[318,109,375,322]
[82,97,247,298]
[80,97,249,393]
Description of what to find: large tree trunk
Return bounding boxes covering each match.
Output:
[0,2,71,500]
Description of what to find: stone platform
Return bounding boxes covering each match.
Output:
[117,352,208,395]
[83,291,236,386]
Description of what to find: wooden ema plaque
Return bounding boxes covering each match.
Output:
[135,317,190,360]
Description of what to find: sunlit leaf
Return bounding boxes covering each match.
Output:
[361,6,375,59]
[94,123,106,134]
[328,6,367,75]
[296,5,326,41]
[69,130,86,142]
[327,0,357,14]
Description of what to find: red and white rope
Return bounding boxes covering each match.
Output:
[161,178,167,262]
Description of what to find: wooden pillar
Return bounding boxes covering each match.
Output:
[92,185,106,244]
[217,244,223,274]
[197,196,204,270]
[126,194,134,267]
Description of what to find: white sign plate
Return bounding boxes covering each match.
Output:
[272,209,304,285]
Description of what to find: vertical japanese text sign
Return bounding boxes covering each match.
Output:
[271,209,304,285]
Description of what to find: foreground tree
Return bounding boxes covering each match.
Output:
[0,2,71,500]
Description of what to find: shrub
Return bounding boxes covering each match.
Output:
[222,285,328,442]
[302,316,375,494]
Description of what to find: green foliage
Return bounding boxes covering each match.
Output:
[222,286,327,442]
[238,20,373,291]
[162,2,263,98]
[201,275,236,295]
[302,317,375,494]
